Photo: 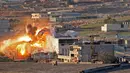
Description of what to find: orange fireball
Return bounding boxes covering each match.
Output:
[0,24,54,61]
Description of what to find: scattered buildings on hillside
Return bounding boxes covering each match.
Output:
[1,0,130,64]
[53,31,130,63]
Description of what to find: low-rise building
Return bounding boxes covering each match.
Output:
[101,24,129,32]
[7,0,25,2]
[31,13,41,19]
[57,40,115,63]
[81,41,115,62]
[49,12,81,22]
[58,37,79,55]
[0,20,11,36]
[58,45,81,62]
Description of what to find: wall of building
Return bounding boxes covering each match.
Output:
[101,24,129,32]
[73,0,102,3]
[49,12,81,22]
[57,39,115,62]
[0,20,10,35]
[7,0,25,2]
[46,36,59,54]
[59,44,70,55]
[81,44,115,62]
[72,0,115,3]
[58,38,78,54]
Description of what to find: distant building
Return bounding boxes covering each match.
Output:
[31,13,41,19]
[64,30,78,37]
[109,38,130,62]
[47,35,79,55]
[81,41,115,62]
[7,0,25,2]
[69,0,115,3]
[101,24,129,32]
[120,0,130,2]
[57,37,78,54]
[31,52,54,62]
[58,45,81,62]
[73,0,102,3]
[0,0,6,3]
[63,24,74,30]
[57,41,115,62]
[49,12,81,22]
[0,20,10,35]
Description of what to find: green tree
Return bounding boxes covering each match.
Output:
[104,16,117,24]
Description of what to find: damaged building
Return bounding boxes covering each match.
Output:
[57,39,115,63]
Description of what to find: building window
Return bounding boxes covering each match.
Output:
[121,24,124,28]
[71,54,74,57]
[61,44,64,46]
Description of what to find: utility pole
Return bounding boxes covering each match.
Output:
[89,35,99,63]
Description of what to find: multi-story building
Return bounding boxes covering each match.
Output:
[58,45,81,62]
[57,40,115,63]
[57,37,79,55]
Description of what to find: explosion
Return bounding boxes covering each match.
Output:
[0,24,56,61]
[16,43,26,56]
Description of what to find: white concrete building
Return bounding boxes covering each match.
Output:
[31,13,41,19]
[101,24,129,32]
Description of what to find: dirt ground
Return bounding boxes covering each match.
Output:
[0,62,130,73]
[0,62,111,73]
